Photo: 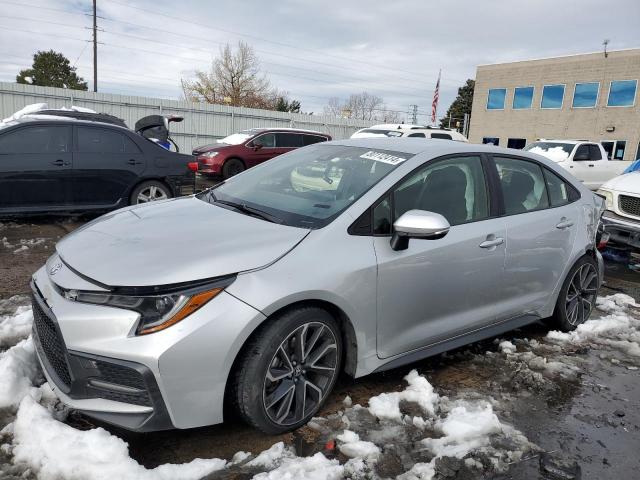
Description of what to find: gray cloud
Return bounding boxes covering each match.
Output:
[0,0,638,123]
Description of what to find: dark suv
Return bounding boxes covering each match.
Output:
[193,128,331,178]
[0,112,196,215]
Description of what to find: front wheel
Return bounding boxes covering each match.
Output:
[222,159,245,179]
[129,180,171,205]
[232,307,342,434]
[550,256,600,331]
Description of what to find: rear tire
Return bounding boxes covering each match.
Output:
[232,307,342,434]
[129,180,171,205]
[222,159,245,179]
[549,255,599,332]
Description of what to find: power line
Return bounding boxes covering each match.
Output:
[104,0,432,81]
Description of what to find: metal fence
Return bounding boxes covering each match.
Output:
[0,82,371,153]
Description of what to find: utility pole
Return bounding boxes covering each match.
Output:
[408,104,418,124]
[92,0,97,92]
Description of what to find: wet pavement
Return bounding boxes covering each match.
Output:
[0,211,639,479]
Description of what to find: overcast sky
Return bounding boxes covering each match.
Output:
[1,0,639,124]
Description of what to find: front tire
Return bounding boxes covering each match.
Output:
[222,158,245,179]
[550,255,600,331]
[232,307,342,434]
[129,180,171,205]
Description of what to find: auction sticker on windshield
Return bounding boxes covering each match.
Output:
[360,150,408,165]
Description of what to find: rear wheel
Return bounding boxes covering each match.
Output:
[222,158,245,179]
[129,180,171,205]
[550,256,599,331]
[232,307,342,434]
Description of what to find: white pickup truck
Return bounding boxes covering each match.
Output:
[524,140,631,190]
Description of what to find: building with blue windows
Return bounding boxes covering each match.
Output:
[469,49,640,161]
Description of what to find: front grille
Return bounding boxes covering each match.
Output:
[89,360,151,407]
[619,195,640,218]
[32,296,72,389]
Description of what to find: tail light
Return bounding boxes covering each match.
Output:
[187,162,199,172]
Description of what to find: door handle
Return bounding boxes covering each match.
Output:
[588,164,594,167]
[556,219,574,229]
[127,159,141,165]
[479,237,504,249]
[52,159,65,166]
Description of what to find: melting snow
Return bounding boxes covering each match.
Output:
[528,146,570,162]
[368,369,439,420]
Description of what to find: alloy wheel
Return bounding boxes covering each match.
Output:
[137,185,168,203]
[565,263,598,326]
[262,322,338,426]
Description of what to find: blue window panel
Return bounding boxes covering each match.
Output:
[573,82,599,108]
[482,137,499,145]
[607,80,637,107]
[541,85,565,109]
[513,87,534,109]
[487,89,506,110]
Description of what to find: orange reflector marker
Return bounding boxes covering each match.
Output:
[138,288,223,335]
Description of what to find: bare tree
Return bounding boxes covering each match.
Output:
[324,92,400,122]
[182,41,276,109]
[323,97,343,116]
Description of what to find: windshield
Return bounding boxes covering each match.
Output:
[198,144,413,228]
[351,129,404,139]
[524,142,575,162]
[217,131,254,145]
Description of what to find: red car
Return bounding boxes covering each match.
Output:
[193,128,331,178]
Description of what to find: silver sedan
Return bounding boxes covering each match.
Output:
[31,138,604,434]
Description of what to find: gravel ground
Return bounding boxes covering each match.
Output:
[0,213,638,479]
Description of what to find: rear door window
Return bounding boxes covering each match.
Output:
[0,126,70,153]
[276,133,304,148]
[78,127,140,153]
[430,133,452,140]
[407,133,426,138]
[494,157,549,215]
[303,134,327,146]
[543,168,574,206]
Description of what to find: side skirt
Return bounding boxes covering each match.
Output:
[372,314,540,373]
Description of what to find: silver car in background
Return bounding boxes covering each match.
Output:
[31,138,604,434]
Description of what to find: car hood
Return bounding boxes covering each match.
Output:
[601,172,640,194]
[55,197,310,288]
[192,143,234,154]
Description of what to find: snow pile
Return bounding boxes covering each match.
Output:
[0,338,40,409]
[498,340,516,354]
[422,402,502,458]
[336,430,380,459]
[368,369,439,420]
[528,146,570,162]
[547,294,640,358]
[9,395,227,480]
[0,303,33,347]
[252,451,344,480]
[1,103,48,123]
[60,105,97,113]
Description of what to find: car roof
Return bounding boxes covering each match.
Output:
[532,139,591,144]
[242,127,328,135]
[330,137,525,156]
[0,115,132,131]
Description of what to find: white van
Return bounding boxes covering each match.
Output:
[351,124,468,142]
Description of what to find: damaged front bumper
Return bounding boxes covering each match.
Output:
[601,210,640,250]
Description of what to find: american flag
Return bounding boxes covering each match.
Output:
[431,70,441,125]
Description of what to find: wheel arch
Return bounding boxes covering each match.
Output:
[222,298,358,418]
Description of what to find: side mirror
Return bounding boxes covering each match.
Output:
[574,151,590,161]
[390,210,450,251]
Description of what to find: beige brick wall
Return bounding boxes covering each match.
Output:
[468,49,640,160]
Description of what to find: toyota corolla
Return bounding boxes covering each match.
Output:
[31,138,604,434]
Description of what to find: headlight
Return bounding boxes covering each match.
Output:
[62,282,230,335]
[202,151,219,158]
[596,189,614,210]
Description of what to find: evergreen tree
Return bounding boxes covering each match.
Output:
[16,50,87,90]
[439,79,474,130]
